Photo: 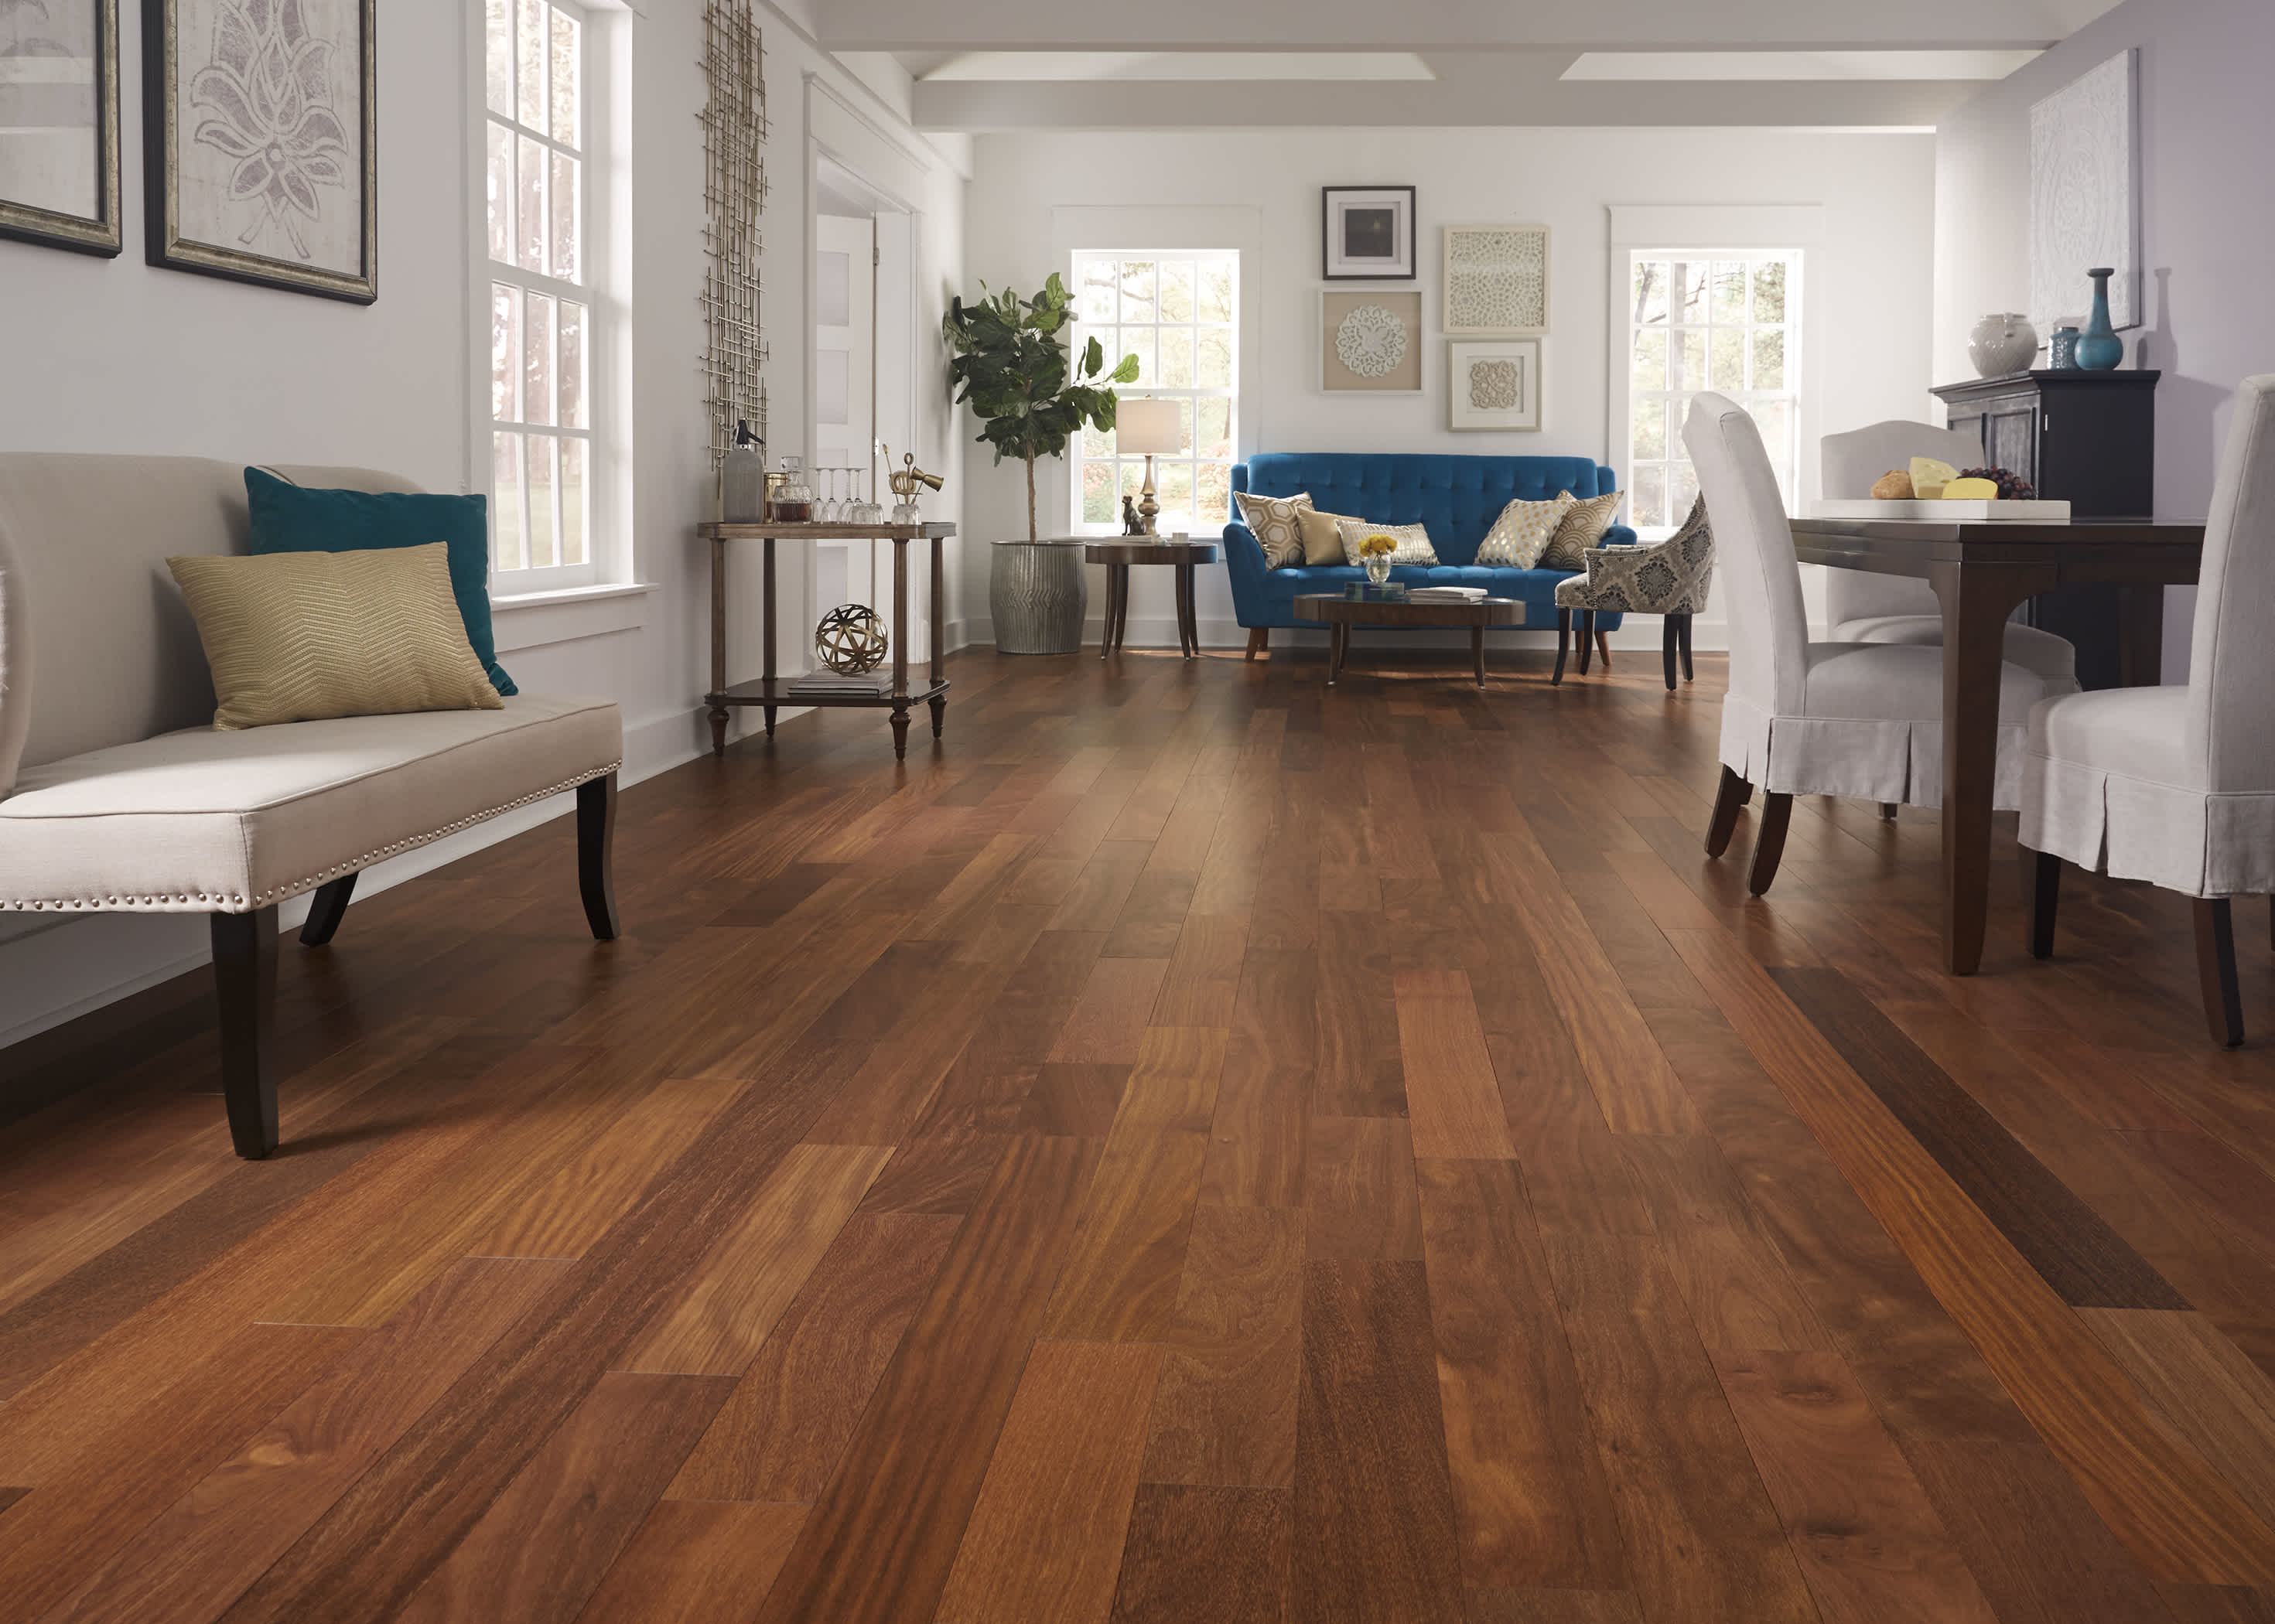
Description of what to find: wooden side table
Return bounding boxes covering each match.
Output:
[698,520,955,760]
[1085,541,1218,659]
[1293,594,1524,687]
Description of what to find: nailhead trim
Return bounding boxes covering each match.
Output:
[0,763,620,916]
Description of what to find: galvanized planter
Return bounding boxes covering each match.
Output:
[989,538,1089,654]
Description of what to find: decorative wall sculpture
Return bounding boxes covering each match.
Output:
[1320,289,1421,394]
[1443,223,1549,334]
[1449,338,1542,431]
[2030,49,2138,335]
[701,0,768,466]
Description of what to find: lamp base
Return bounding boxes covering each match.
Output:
[1139,454,1160,535]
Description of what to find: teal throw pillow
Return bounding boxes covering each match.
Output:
[243,467,516,695]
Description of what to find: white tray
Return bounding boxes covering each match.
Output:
[1809,498,2072,522]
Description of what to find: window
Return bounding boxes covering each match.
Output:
[1622,250,1800,535]
[1070,253,1239,536]
[484,0,596,587]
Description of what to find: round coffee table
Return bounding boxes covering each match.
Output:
[1293,594,1525,687]
[1085,541,1219,659]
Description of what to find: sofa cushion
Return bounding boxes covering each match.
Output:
[1542,489,1628,569]
[1234,490,1313,568]
[1474,494,1575,568]
[0,694,620,913]
[1236,452,1617,567]
[1297,506,1354,566]
[246,467,517,697]
[1336,517,1438,567]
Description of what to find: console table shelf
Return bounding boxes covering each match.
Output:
[698,520,955,760]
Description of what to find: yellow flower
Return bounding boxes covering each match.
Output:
[1359,533,1397,558]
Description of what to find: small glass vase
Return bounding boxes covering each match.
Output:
[1364,554,1392,585]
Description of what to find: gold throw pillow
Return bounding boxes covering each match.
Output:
[1297,507,1355,566]
[168,544,505,731]
[1542,489,1626,569]
[1235,490,1315,569]
[1474,493,1576,568]
[1334,517,1439,567]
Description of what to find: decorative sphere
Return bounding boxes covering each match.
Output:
[815,604,889,674]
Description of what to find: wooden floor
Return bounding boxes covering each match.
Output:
[5,642,2275,1624]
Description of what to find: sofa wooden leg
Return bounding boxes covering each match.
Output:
[211,908,278,1159]
[2024,848,2060,960]
[578,772,622,942]
[1747,793,1795,896]
[299,872,358,947]
[1245,626,1269,661]
[1595,628,1613,670]
[1705,765,1751,858]
[2195,897,2245,1048]
[1552,609,1571,686]
[1661,618,1679,691]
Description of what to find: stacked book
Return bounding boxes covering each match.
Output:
[1406,585,1489,605]
[787,673,892,696]
[1341,582,1408,602]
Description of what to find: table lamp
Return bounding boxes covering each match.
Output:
[1115,399,1183,537]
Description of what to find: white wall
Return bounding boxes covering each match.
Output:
[1935,0,2275,680]
[960,126,1939,651]
[0,0,965,1048]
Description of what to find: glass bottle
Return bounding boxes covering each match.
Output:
[774,456,815,523]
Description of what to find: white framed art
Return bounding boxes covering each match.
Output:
[2029,49,2138,334]
[1443,223,1549,334]
[1321,289,1422,394]
[1449,339,1541,431]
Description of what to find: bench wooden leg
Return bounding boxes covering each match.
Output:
[211,908,278,1159]
[1245,626,1269,661]
[299,872,358,947]
[579,772,622,942]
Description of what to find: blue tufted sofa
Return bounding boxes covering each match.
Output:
[1225,452,1635,651]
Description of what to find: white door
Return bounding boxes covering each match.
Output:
[815,212,876,622]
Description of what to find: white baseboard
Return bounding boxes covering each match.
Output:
[962,614,1736,652]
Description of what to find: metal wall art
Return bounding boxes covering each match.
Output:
[145,0,377,301]
[0,0,121,254]
[701,0,768,467]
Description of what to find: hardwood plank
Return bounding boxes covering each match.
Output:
[1464,1592,1646,1624]
[1153,913,1252,1028]
[754,1134,1097,1624]
[43,1258,570,1624]
[1048,956,1173,1062]
[393,1370,734,1624]
[667,1209,961,1503]
[1415,1158,1625,1591]
[620,1141,893,1375]
[1304,1116,1424,1263]
[1200,948,1315,1209]
[1314,907,1407,1117]
[933,1340,1163,1624]
[1139,1203,1305,1489]
[2159,1586,2275,1623]
[572,1499,808,1624]
[1108,1483,1293,1624]
[1712,1348,1998,1623]
[1394,971,1518,1160]
[1294,1260,1467,1623]
[2080,1309,2275,1522]
[1040,1124,1209,1343]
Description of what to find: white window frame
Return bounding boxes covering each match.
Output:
[467,0,634,599]
[1066,249,1242,539]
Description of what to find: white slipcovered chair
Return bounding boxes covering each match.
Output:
[1686,394,2080,895]
[2021,374,2275,1046]
[1819,419,2076,683]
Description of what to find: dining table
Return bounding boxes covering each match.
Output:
[1788,513,2205,976]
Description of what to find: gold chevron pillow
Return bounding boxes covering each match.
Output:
[1474,493,1576,568]
[1542,489,1628,569]
[1235,490,1314,569]
[167,544,504,731]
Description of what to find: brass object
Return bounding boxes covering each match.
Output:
[1122,494,1144,535]
[816,603,889,674]
[1139,459,1160,534]
[883,449,945,523]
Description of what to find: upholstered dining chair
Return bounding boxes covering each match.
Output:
[2021,374,2275,1047]
[1686,393,2080,895]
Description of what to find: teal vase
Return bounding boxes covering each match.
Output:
[2075,268,2124,370]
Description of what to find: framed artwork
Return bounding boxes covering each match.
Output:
[145,0,377,302]
[0,0,121,255]
[1449,339,1541,432]
[1443,223,1549,334]
[2030,49,2137,333]
[1322,289,1422,394]
[1322,184,1414,280]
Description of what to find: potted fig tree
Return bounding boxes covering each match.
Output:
[944,273,1139,653]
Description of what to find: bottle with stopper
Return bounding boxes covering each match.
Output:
[722,420,767,522]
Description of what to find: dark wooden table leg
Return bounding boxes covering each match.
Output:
[1471,624,1486,687]
[1101,565,1124,658]
[761,536,778,740]
[1930,558,2041,975]
[892,537,910,759]
[708,537,729,755]
[211,908,279,1158]
[930,694,946,738]
[2120,584,2166,687]
[1327,623,1343,687]
[931,534,948,743]
[1177,562,1198,657]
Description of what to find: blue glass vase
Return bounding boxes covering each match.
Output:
[2075,268,2124,370]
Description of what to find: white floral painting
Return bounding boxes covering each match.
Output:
[1443,224,1549,335]
[152,0,374,300]
[2029,49,2137,335]
[1321,289,1421,394]
[0,0,119,253]
[1449,339,1542,432]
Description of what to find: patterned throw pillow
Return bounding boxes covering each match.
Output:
[1474,493,1576,568]
[1335,517,1439,567]
[1297,507,1354,566]
[1541,489,1627,569]
[1235,490,1314,569]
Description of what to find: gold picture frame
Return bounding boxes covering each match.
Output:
[0,0,123,256]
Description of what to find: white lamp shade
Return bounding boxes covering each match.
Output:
[1115,399,1183,457]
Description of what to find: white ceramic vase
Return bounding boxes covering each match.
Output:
[1968,312,2040,378]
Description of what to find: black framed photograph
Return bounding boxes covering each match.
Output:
[1323,185,1414,281]
[144,0,377,302]
[0,0,122,255]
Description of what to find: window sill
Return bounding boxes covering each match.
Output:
[492,581,657,653]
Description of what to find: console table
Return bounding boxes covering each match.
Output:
[698,520,955,760]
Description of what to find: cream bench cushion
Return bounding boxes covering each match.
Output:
[0,694,619,914]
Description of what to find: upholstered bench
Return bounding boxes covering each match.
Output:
[0,454,623,1158]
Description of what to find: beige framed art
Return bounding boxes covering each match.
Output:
[0,0,121,255]
[1321,289,1422,394]
[1449,338,1542,432]
[1443,223,1549,335]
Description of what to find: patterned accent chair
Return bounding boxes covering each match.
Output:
[1552,497,1715,689]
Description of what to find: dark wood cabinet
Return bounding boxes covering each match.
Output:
[1932,369,2159,689]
